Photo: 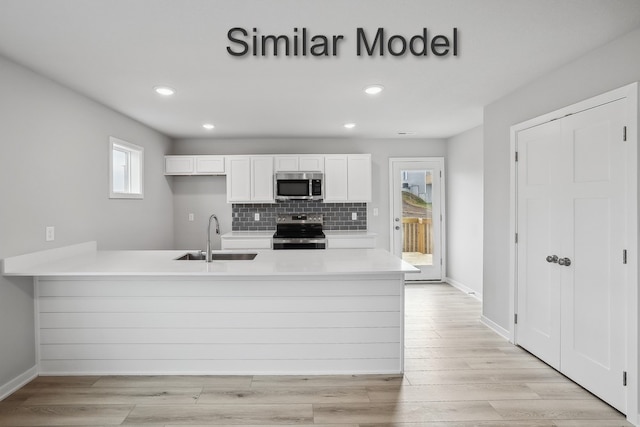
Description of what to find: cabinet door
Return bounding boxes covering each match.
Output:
[274,156,299,172]
[299,155,324,172]
[165,156,194,175]
[226,157,251,202]
[347,154,372,202]
[324,155,348,202]
[251,156,274,202]
[195,156,225,174]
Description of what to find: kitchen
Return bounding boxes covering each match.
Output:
[1,0,640,425]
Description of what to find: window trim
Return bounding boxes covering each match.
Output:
[109,136,144,199]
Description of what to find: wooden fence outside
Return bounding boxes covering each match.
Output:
[402,217,433,254]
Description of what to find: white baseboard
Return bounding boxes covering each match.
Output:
[0,366,37,401]
[481,315,512,342]
[444,277,482,301]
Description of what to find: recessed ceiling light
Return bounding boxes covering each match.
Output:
[344,123,356,129]
[154,86,176,96]
[202,123,215,130]
[364,85,384,95]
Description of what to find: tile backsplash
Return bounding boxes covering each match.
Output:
[232,201,367,231]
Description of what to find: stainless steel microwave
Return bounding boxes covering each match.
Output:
[274,171,323,201]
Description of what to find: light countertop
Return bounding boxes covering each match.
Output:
[2,241,416,277]
[221,230,377,238]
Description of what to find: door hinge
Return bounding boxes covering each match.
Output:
[623,371,627,386]
[515,151,519,162]
[514,313,518,324]
[623,126,627,142]
[623,249,628,264]
[515,233,518,244]
[440,170,442,178]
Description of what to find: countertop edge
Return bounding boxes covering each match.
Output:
[3,244,418,277]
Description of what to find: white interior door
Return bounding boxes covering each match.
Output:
[516,99,628,412]
[390,158,444,281]
[558,100,627,412]
[516,119,563,370]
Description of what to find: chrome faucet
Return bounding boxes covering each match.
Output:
[205,214,220,262]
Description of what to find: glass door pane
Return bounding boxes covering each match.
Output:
[401,169,433,267]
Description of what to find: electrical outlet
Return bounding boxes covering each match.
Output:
[352,212,357,220]
[254,212,260,221]
[45,226,55,241]
[188,213,194,222]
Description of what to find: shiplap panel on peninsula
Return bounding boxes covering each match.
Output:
[36,275,404,375]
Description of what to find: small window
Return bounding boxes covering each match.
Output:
[109,137,143,199]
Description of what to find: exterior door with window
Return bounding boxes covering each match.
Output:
[390,158,444,281]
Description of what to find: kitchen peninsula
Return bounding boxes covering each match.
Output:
[2,242,417,376]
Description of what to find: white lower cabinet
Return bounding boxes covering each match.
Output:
[221,236,272,250]
[326,234,376,249]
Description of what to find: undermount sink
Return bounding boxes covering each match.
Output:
[175,252,257,261]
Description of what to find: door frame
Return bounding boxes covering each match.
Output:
[388,157,446,281]
[508,82,638,423]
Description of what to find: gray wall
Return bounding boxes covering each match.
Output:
[0,55,174,390]
[482,27,640,329]
[445,126,483,296]
[171,138,447,251]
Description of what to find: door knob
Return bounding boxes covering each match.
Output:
[395,226,400,230]
[546,255,559,263]
[395,218,400,222]
[559,257,571,266]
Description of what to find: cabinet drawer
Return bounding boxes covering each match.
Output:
[327,236,376,249]
[221,238,272,250]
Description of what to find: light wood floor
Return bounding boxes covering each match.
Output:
[0,283,632,426]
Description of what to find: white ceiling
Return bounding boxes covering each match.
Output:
[1,0,639,140]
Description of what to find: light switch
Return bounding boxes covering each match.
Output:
[188,213,194,222]
[373,208,379,216]
[46,226,55,241]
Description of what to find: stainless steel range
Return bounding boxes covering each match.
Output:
[272,214,326,250]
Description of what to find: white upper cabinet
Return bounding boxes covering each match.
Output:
[225,157,251,202]
[274,155,299,172]
[274,155,324,172]
[226,156,274,203]
[250,156,274,202]
[195,156,225,174]
[168,153,368,204]
[324,154,371,203]
[165,155,225,175]
[165,156,194,175]
[298,155,324,172]
[324,155,349,202]
[347,154,372,202]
